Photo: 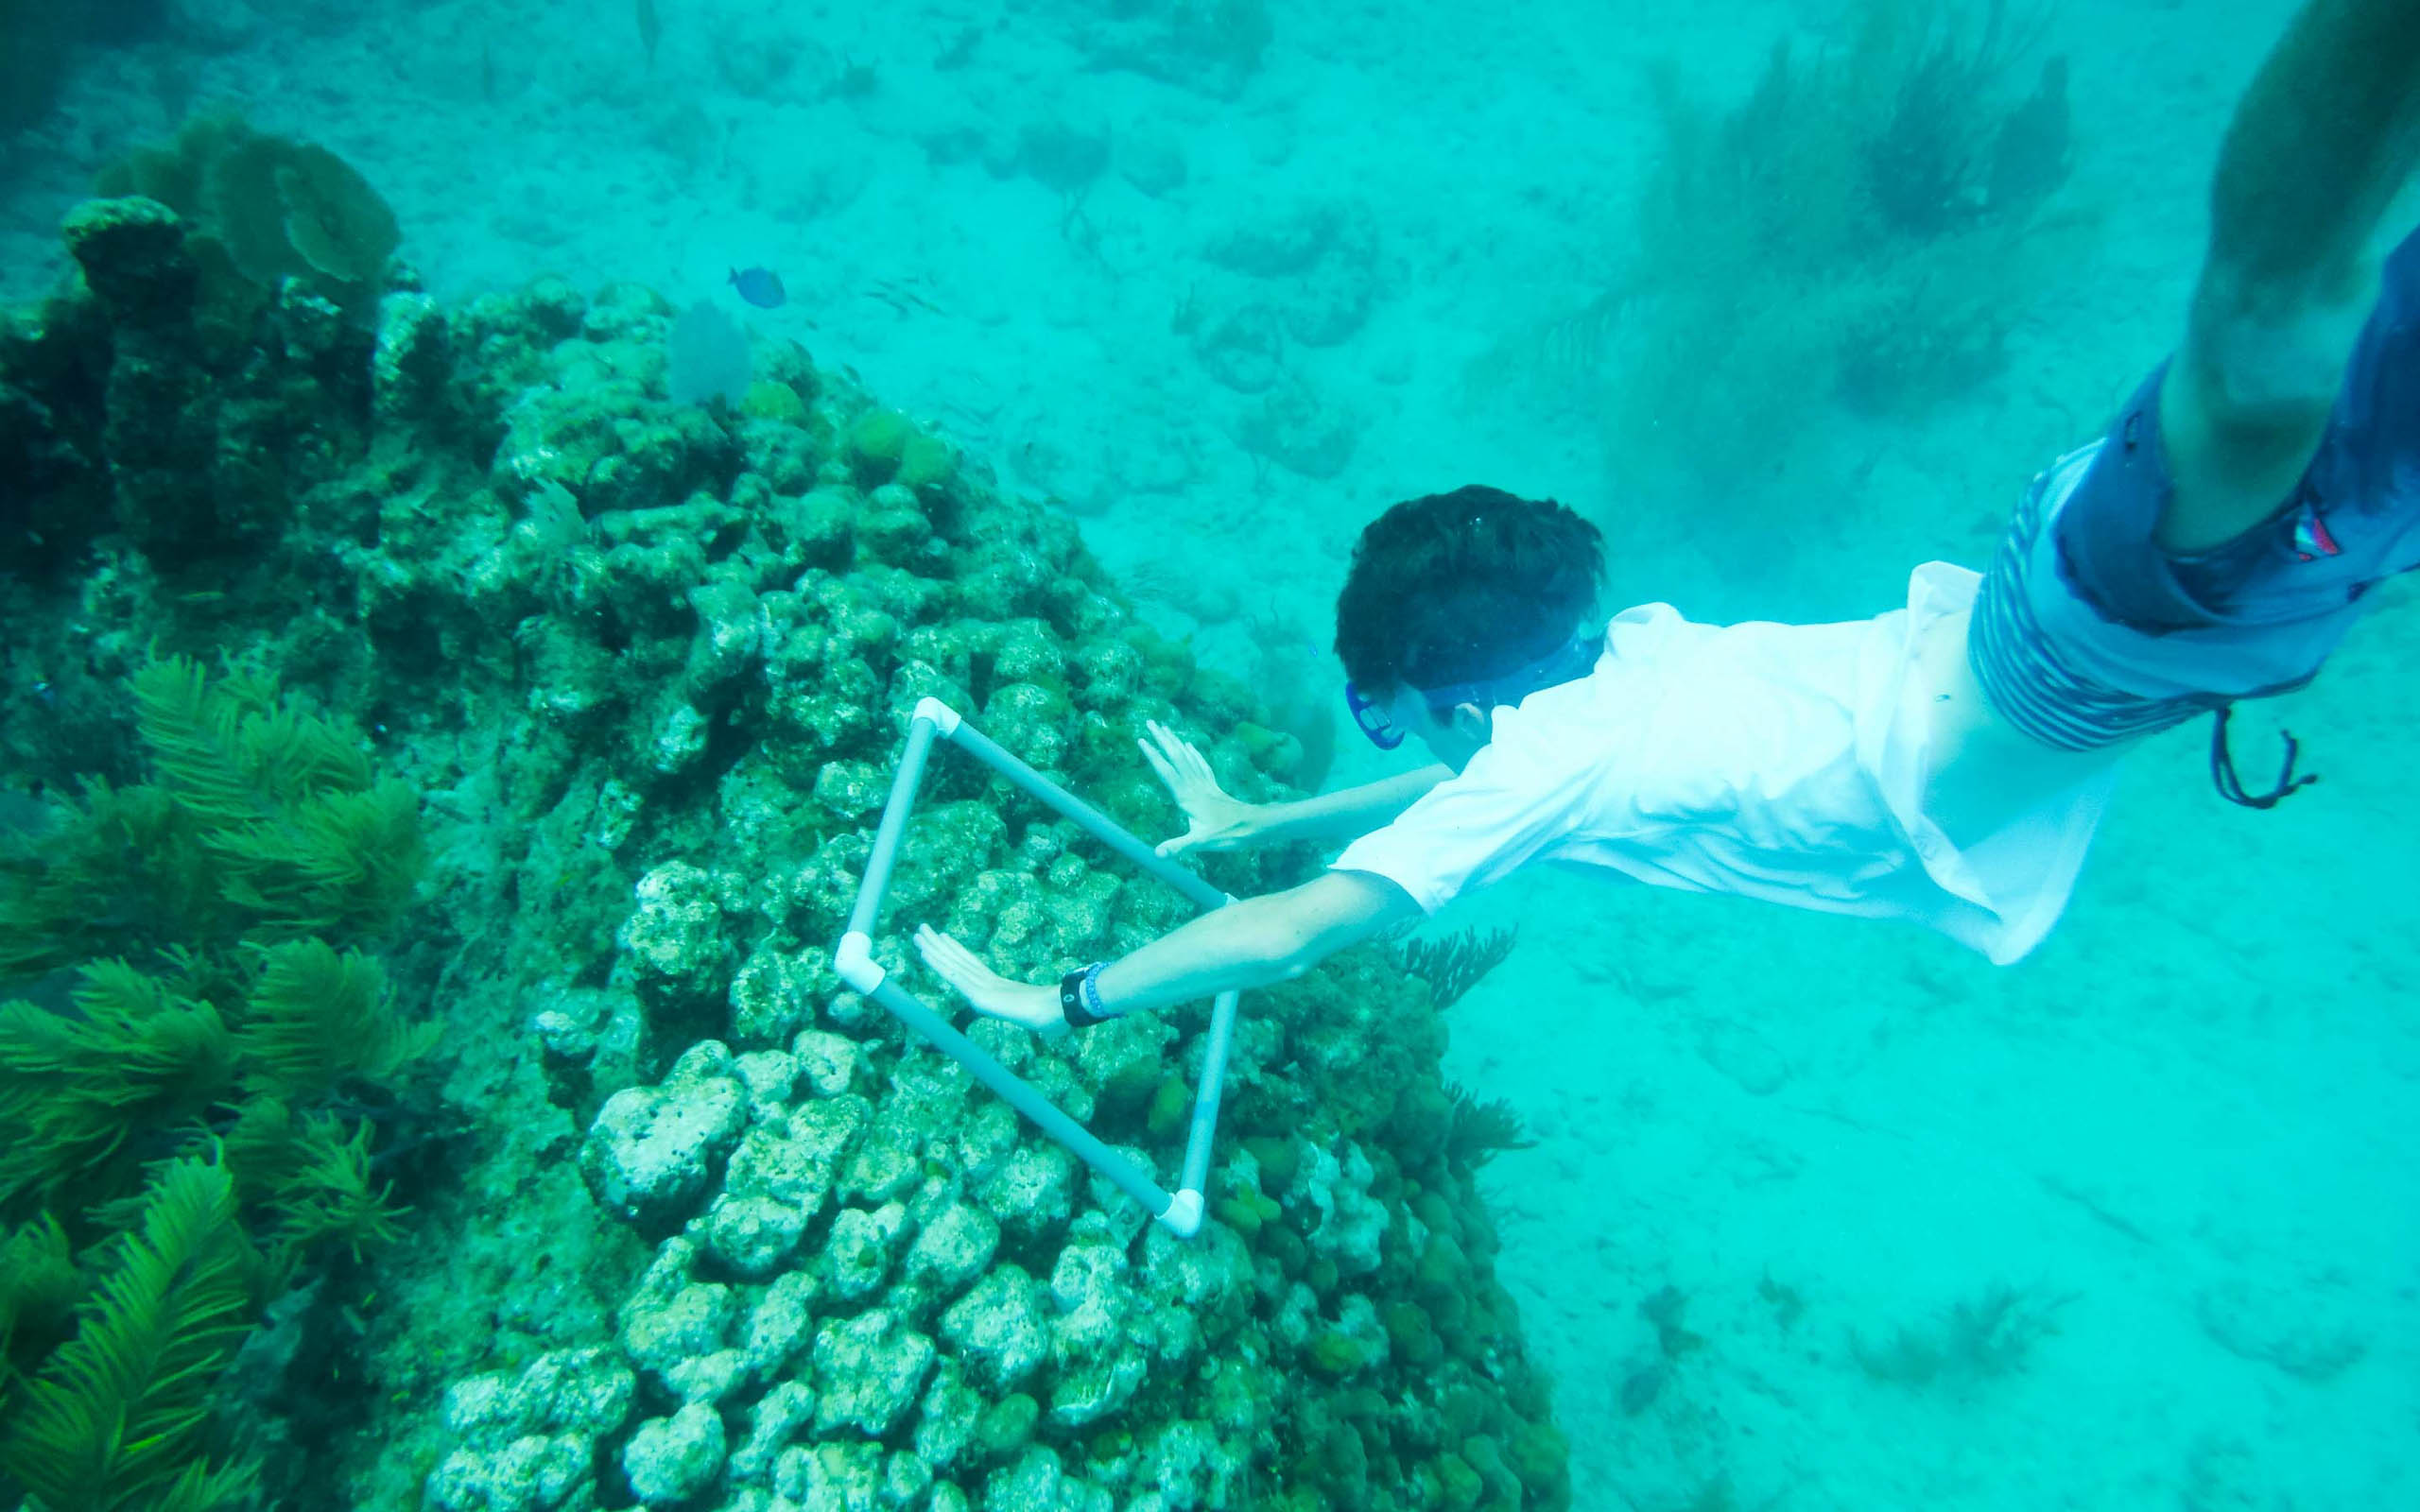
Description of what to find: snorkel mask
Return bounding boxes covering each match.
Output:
[1343,630,1603,751]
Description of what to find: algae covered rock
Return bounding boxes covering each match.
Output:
[727,945,827,1048]
[621,1400,727,1506]
[60,197,198,325]
[711,1089,869,1243]
[940,1265,1051,1394]
[425,1348,634,1512]
[728,1377,816,1482]
[824,1199,913,1301]
[789,1027,867,1095]
[913,1359,991,1470]
[904,1200,1001,1299]
[616,1238,742,1398]
[618,861,741,1046]
[812,1307,938,1437]
[699,1187,808,1279]
[975,1140,1079,1242]
[423,1434,593,1512]
[740,1269,818,1381]
[372,289,455,426]
[985,1444,1113,1512]
[579,1043,748,1229]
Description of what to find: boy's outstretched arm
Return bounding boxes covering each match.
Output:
[913,869,1418,1036]
[2160,0,2420,551]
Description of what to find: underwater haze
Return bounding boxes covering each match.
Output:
[1,2,2414,1510]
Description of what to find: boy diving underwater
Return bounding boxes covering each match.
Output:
[916,0,2420,1037]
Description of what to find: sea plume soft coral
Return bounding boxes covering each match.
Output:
[1391,924,1518,1012]
[1444,1082,1537,1170]
[1469,0,2083,508]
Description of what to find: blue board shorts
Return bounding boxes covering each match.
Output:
[1972,230,2420,753]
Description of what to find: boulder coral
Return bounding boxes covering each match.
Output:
[0,187,1573,1512]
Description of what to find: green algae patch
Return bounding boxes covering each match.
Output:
[976,1392,1039,1457]
[1244,1133,1301,1193]
[741,378,807,423]
[1384,1299,1443,1368]
[1435,1451,1486,1512]
[1214,1189,1282,1240]
[1306,1329,1373,1379]
[897,431,956,489]
[847,405,915,481]
[1144,1072,1193,1140]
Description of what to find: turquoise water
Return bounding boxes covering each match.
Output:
[2,2,2414,1509]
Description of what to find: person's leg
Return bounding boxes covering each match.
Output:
[1967,1,2420,782]
[2158,0,2420,554]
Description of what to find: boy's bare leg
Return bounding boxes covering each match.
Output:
[2158,0,2420,553]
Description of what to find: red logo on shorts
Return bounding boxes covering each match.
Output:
[2291,506,2342,562]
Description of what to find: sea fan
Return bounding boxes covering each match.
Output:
[667,300,752,407]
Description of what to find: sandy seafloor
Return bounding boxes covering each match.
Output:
[6,1,2416,1507]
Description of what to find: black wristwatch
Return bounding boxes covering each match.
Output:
[1059,962,1113,1027]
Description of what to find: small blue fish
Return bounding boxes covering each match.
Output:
[729,266,786,309]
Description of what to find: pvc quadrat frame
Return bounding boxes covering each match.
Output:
[831,697,1241,1238]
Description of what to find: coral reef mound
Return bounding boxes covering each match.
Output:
[0,180,1570,1512]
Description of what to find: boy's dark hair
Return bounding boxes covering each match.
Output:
[1334,485,1606,695]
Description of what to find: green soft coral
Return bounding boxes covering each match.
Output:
[129,656,424,939]
[0,655,424,978]
[1469,0,2078,503]
[234,937,439,1105]
[0,655,433,1493]
[1443,1083,1536,1172]
[0,962,237,1211]
[0,0,78,133]
[228,1103,409,1269]
[0,1150,263,1512]
[0,1212,81,1391]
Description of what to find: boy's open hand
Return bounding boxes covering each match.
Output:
[913,925,1070,1040]
[1139,720,1260,858]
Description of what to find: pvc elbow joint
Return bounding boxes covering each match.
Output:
[834,931,884,994]
[911,696,962,736]
[1157,1189,1204,1239]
